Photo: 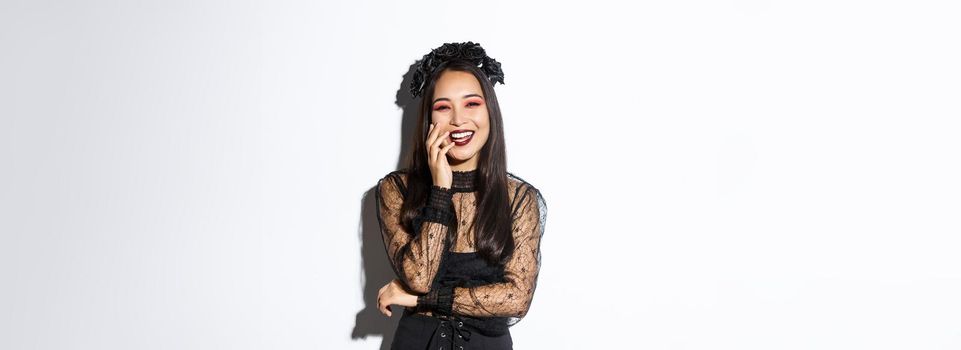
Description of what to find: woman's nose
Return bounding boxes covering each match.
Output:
[450,107,467,125]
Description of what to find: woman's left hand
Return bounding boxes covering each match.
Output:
[377,278,418,317]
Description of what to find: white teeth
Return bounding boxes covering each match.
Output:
[451,131,474,139]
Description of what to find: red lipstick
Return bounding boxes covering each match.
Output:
[449,129,475,146]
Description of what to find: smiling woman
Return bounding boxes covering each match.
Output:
[427,72,491,169]
[374,42,547,350]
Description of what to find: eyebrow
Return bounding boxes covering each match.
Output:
[432,94,484,104]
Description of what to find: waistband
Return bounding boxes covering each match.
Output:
[403,309,476,349]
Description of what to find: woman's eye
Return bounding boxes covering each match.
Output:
[435,102,480,110]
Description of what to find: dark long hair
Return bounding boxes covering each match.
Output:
[399,59,514,266]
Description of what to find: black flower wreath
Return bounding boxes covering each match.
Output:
[409,41,505,99]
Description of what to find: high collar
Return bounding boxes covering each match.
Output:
[451,169,478,192]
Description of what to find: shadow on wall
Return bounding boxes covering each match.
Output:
[350,61,422,350]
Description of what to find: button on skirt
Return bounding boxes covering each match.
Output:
[391,308,513,350]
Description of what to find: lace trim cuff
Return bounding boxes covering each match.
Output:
[420,185,455,225]
[428,185,454,208]
[416,285,454,315]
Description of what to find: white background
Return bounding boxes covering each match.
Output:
[2,0,960,349]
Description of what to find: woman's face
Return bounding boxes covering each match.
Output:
[430,70,491,169]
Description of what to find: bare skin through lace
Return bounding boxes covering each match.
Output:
[374,171,546,326]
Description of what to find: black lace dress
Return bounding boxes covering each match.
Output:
[374,169,547,350]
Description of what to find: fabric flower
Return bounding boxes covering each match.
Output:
[409,41,506,99]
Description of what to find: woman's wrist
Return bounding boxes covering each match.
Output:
[403,293,419,307]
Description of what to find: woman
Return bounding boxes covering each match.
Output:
[373,42,547,350]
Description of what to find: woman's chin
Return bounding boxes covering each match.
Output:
[447,149,476,162]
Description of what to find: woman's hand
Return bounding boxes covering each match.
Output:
[377,278,418,317]
[426,122,456,189]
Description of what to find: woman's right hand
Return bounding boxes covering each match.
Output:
[426,122,456,189]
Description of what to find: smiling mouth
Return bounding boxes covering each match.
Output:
[449,130,474,146]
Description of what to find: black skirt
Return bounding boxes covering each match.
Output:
[391,308,513,350]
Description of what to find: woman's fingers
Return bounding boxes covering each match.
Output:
[378,281,397,317]
[426,123,438,161]
[425,122,439,150]
[379,296,388,316]
[440,138,456,156]
[425,122,454,187]
[378,292,390,317]
[429,131,450,163]
[377,284,387,316]
[377,295,384,316]
[435,131,450,149]
[432,131,449,153]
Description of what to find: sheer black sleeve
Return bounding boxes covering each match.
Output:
[374,172,455,294]
[449,184,546,325]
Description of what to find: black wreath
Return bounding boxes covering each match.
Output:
[409,41,505,99]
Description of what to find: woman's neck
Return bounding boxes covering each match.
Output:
[451,168,478,192]
[448,157,478,172]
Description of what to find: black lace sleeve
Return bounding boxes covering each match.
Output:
[374,172,455,294]
[448,184,547,325]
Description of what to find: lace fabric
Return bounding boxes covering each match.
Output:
[374,169,547,335]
